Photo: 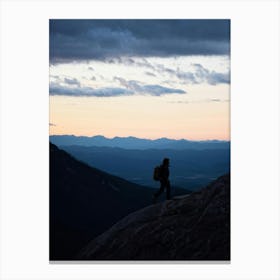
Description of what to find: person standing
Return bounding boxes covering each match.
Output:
[153,158,171,202]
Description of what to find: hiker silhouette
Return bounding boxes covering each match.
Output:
[153,158,171,202]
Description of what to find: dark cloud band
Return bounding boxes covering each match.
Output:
[50,19,230,63]
[49,81,186,97]
[49,83,132,97]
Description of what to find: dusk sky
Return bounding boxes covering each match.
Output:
[49,20,230,140]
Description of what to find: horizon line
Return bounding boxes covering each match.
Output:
[49,134,230,142]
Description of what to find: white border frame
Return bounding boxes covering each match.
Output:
[1,0,279,279]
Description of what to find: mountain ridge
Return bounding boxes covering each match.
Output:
[50,134,230,150]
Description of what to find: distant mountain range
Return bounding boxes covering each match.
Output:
[50,135,230,150]
[59,145,230,190]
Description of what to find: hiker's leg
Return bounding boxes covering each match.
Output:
[166,180,171,200]
[154,182,165,198]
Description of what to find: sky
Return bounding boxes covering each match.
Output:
[49,20,230,140]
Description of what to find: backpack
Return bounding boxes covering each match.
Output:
[153,166,161,181]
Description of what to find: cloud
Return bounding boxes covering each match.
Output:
[109,57,156,71]
[50,79,186,97]
[168,98,229,104]
[191,63,230,85]
[110,57,230,85]
[114,77,186,96]
[49,82,132,97]
[154,63,230,85]
[154,64,196,83]
[50,75,60,79]
[50,19,230,63]
[64,77,81,86]
[143,85,185,95]
[145,71,157,77]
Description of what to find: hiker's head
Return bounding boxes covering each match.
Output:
[163,158,170,166]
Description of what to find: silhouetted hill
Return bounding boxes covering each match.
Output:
[50,143,189,260]
[60,145,230,190]
[50,134,230,150]
[79,174,230,260]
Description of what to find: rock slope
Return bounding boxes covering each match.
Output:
[79,174,230,260]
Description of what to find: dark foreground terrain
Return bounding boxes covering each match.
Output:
[50,143,189,260]
[79,174,230,260]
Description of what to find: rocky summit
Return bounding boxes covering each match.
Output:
[78,174,230,261]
